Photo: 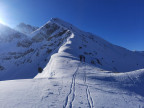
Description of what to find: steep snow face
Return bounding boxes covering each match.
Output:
[0,24,35,80]
[0,19,72,81]
[15,23,38,35]
[0,23,29,54]
[36,18,144,80]
[60,31,144,72]
[0,18,144,81]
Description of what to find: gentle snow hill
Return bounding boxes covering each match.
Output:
[0,18,144,81]
[1,59,144,107]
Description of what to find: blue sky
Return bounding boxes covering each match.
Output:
[0,0,144,51]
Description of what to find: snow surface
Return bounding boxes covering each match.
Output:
[1,56,144,107]
[0,18,144,107]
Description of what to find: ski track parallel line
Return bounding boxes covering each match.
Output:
[63,63,80,108]
[84,64,94,108]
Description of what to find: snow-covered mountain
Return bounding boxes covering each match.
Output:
[35,18,144,78]
[15,23,38,35]
[0,18,144,107]
[0,23,26,42]
[0,18,144,81]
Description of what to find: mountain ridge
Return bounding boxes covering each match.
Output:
[0,18,144,81]
[0,18,144,108]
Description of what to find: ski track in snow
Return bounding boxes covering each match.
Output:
[63,62,94,108]
[63,63,80,108]
[86,87,94,108]
[83,63,94,108]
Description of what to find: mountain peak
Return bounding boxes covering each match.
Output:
[50,17,62,21]
[50,17,66,23]
[49,18,72,27]
[46,18,81,33]
[18,22,26,26]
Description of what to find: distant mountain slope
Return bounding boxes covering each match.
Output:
[0,18,144,81]
[15,23,38,35]
[0,23,29,55]
[0,19,72,81]
[0,23,26,42]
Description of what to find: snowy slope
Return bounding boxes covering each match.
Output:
[15,23,38,35]
[0,24,35,80]
[0,23,26,42]
[0,18,144,81]
[0,19,72,81]
[0,18,144,107]
[0,59,144,108]
[0,23,30,56]
[36,18,144,79]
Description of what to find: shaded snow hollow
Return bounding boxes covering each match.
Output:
[0,18,144,107]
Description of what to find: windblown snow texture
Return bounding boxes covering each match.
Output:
[15,23,38,35]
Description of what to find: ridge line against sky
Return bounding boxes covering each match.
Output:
[0,0,144,51]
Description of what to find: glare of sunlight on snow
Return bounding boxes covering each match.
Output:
[0,19,6,25]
